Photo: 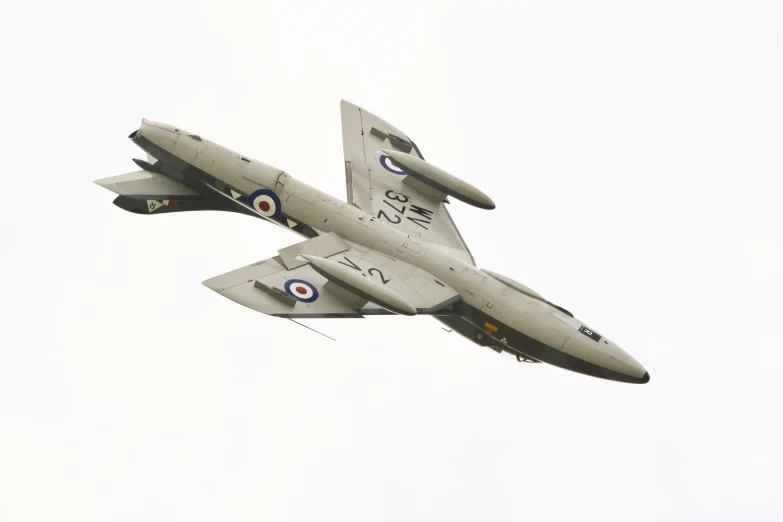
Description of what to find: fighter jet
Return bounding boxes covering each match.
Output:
[95,101,649,384]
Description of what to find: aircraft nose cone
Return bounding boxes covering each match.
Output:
[623,356,650,384]
[611,345,649,384]
[604,340,649,384]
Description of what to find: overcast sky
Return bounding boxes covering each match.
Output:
[1,1,781,520]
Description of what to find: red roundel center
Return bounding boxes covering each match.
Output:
[259,201,271,212]
[295,286,308,295]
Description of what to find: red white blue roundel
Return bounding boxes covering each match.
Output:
[379,154,406,175]
[248,189,282,219]
[284,279,319,303]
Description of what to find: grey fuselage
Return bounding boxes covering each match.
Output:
[131,120,649,384]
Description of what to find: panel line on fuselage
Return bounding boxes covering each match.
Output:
[136,136,318,240]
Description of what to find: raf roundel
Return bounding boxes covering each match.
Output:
[284,279,319,303]
[379,154,406,175]
[248,189,282,219]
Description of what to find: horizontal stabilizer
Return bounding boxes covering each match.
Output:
[96,167,268,217]
[112,195,217,215]
[94,170,200,198]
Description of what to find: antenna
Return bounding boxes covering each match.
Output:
[287,319,337,342]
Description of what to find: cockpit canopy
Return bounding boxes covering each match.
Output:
[481,269,574,317]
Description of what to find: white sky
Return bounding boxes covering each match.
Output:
[1,1,781,520]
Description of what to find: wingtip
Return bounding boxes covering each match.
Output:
[201,278,221,292]
[340,99,360,111]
